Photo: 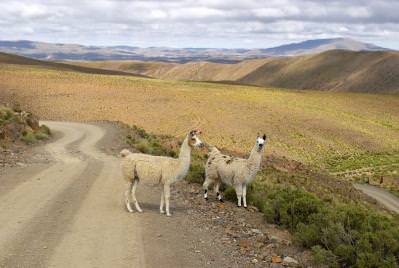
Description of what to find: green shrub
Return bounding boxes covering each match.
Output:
[262,187,323,231]
[224,186,237,201]
[21,130,36,144]
[0,106,15,126]
[33,125,51,140]
[34,130,49,140]
[126,126,176,157]
[312,246,339,268]
[186,162,205,184]
[245,184,399,267]
[39,124,51,136]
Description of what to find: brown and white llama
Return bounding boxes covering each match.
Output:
[203,134,267,207]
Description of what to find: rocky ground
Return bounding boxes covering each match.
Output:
[0,142,51,169]
[170,180,312,267]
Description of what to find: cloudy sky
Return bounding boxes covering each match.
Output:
[0,0,398,49]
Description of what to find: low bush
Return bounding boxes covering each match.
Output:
[126,128,175,157]
[39,124,51,136]
[0,106,15,126]
[186,162,205,184]
[1,106,51,144]
[240,184,399,267]
[21,130,36,144]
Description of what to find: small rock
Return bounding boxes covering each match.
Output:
[195,250,201,253]
[269,235,281,243]
[247,205,259,212]
[224,228,234,236]
[282,256,298,266]
[251,228,262,235]
[272,255,282,263]
[265,243,276,249]
[251,258,258,264]
[239,239,250,249]
[213,217,224,225]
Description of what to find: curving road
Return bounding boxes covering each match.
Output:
[354,183,399,213]
[0,121,231,268]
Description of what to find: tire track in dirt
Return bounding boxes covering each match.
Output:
[0,159,103,268]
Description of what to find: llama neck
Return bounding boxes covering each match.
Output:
[176,135,192,179]
[247,145,263,175]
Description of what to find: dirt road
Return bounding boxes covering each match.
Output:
[354,183,399,213]
[0,121,239,268]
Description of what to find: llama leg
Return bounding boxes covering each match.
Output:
[131,179,143,213]
[125,182,134,213]
[214,182,223,202]
[203,178,212,200]
[242,183,247,208]
[235,184,243,207]
[164,184,172,217]
[160,188,165,214]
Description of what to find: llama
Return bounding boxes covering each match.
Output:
[120,129,204,216]
[203,134,267,207]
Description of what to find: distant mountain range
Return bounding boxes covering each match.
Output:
[0,38,389,63]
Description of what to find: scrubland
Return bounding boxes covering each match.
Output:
[1,63,398,179]
[1,60,399,266]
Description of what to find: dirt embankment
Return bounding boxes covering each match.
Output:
[0,104,51,168]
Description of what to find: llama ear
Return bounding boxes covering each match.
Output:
[263,134,267,140]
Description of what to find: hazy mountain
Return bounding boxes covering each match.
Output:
[0,38,389,63]
[261,38,386,56]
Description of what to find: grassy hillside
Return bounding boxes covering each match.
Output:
[69,50,399,93]
[1,55,398,185]
[0,53,146,77]
[240,50,399,93]
[66,58,271,81]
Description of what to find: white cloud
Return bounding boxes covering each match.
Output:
[0,0,398,49]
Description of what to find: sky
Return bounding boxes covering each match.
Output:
[0,0,398,49]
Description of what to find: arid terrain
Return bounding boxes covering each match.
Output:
[70,50,399,93]
[1,51,399,266]
[1,53,398,185]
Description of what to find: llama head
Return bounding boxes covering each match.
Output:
[188,129,204,148]
[255,134,267,152]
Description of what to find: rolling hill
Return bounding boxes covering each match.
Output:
[0,52,145,77]
[0,38,388,62]
[68,50,399,93]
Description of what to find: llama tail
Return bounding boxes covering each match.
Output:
[119,149,131,158]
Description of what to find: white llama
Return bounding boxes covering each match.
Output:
[120,129,204,216]
[203,134,267,207]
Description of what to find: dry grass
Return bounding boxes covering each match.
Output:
[68,50,399,93]
[0,62,398,180]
